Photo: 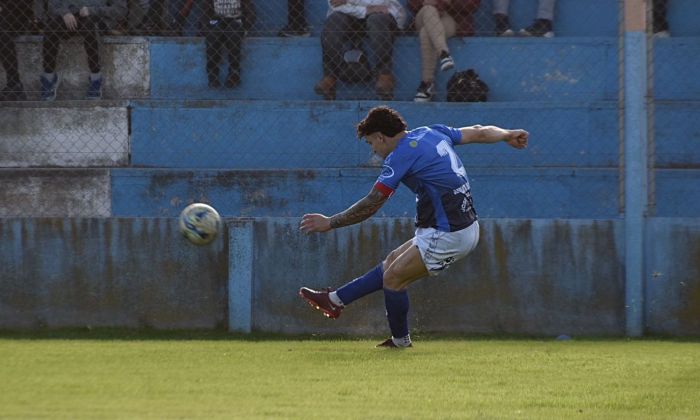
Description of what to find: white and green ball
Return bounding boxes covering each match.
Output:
[179,203,221,245]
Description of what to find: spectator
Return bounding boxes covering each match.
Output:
[39,0,127,101]
[493,0,556,38]
[202,0,254,89]
[653,0,669,38]
[408,0,481,102]
[315,0,407,101]
[0,0,30,101]
[278,0,310,37]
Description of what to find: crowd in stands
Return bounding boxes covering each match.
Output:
[0,0,673,102]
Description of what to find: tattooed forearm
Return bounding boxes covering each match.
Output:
[329,188,388,229]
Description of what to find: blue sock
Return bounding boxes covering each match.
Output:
[336,264,384,305]
[383,288,409,339]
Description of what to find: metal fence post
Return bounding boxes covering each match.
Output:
[623,0,648,337]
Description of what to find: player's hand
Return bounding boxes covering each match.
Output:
[505,129,528,149]
[63,13,77,30]
[80,6,90,17]
[300,213,332,233]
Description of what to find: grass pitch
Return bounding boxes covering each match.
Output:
[1,331,699,419]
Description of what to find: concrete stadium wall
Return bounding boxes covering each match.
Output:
[0,169,111,217]
[0,101,129,168]
[129,100,618,168]
[109,167,619,219]
[232,217,627,336]
[2,216,696,336]
[149,37,618,102]
[0,218,227,329]
[645,218,700,336]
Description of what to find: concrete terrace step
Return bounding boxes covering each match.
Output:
[0,101,129,168]
[150,36,618,102]
[129,100,619,169]
[109,167,620,219]
[1,166,698,218]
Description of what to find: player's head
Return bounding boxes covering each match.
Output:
[356,106,408,158]
[357,106,407,139]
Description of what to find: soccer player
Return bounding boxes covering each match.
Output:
[299,106,528,348]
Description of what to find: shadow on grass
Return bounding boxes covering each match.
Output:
[0,327,699,343]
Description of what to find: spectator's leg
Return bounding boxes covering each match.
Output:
[536,0,556,20]
[224,19,244,88]
[42,16,66,74]
[204,24,224,86]
[79,16,103,74]
[0,26,22,88]
[288,0,307,29]
[415,7,439,83]
[653,0,669,33]
[321,12,358,78]
[366,13,397,75]
[493,0,510,16]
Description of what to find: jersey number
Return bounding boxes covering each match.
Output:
[436,140,467,177]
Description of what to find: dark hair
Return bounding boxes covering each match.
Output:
[356,106,408,139]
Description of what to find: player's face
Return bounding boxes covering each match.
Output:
[365,133,389,158]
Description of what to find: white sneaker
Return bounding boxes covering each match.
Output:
[414,81,435,102]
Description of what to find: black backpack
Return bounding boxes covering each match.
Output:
[447,69,489,102]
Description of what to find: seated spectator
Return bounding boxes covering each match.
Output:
[278,0,310,37]
[493,0,556,38]
[408,0,481,102]
[39,0,127,101]
[0,0,30,101]
[315,0,407,101]
[201,0,253,89]
[653,0,669,38]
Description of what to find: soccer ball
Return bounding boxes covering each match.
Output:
[179,203,221,245]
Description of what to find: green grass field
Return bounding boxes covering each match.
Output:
[1,331,699,419]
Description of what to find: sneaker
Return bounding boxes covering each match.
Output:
[299,287,343,319]
[495,13,514,36]
[439,51,454,72]
[0,82,27,101]
[375,73,394,100]
[278,24,310,37]
[519,19,554,38]
[86,76,103,100]
[40,73,59,101]
[225,72,240,88]
[413,81,434,102]
[314,75,337,100]
[376,338,412,349]
[653,30,670,38]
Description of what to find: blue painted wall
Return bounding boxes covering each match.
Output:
[250,0,700,38]
[129,100,618,168]
[246,217,626,336]
[250,0,620,37]
[110,167,619,219]
[149,37,618,102]
[0,218,228,329]
[645,218,700,335]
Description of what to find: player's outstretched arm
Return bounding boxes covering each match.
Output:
[300,186,389,233]
[458,125,529,149]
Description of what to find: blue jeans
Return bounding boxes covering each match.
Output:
[321,11,397,78]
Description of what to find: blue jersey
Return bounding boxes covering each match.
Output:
[374,125,477,232]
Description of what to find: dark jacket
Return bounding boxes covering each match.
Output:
[201,0,255,32]
[408,0,481,37]
[48,0,127,29]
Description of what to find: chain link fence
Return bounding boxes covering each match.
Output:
[0,0,694,219]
